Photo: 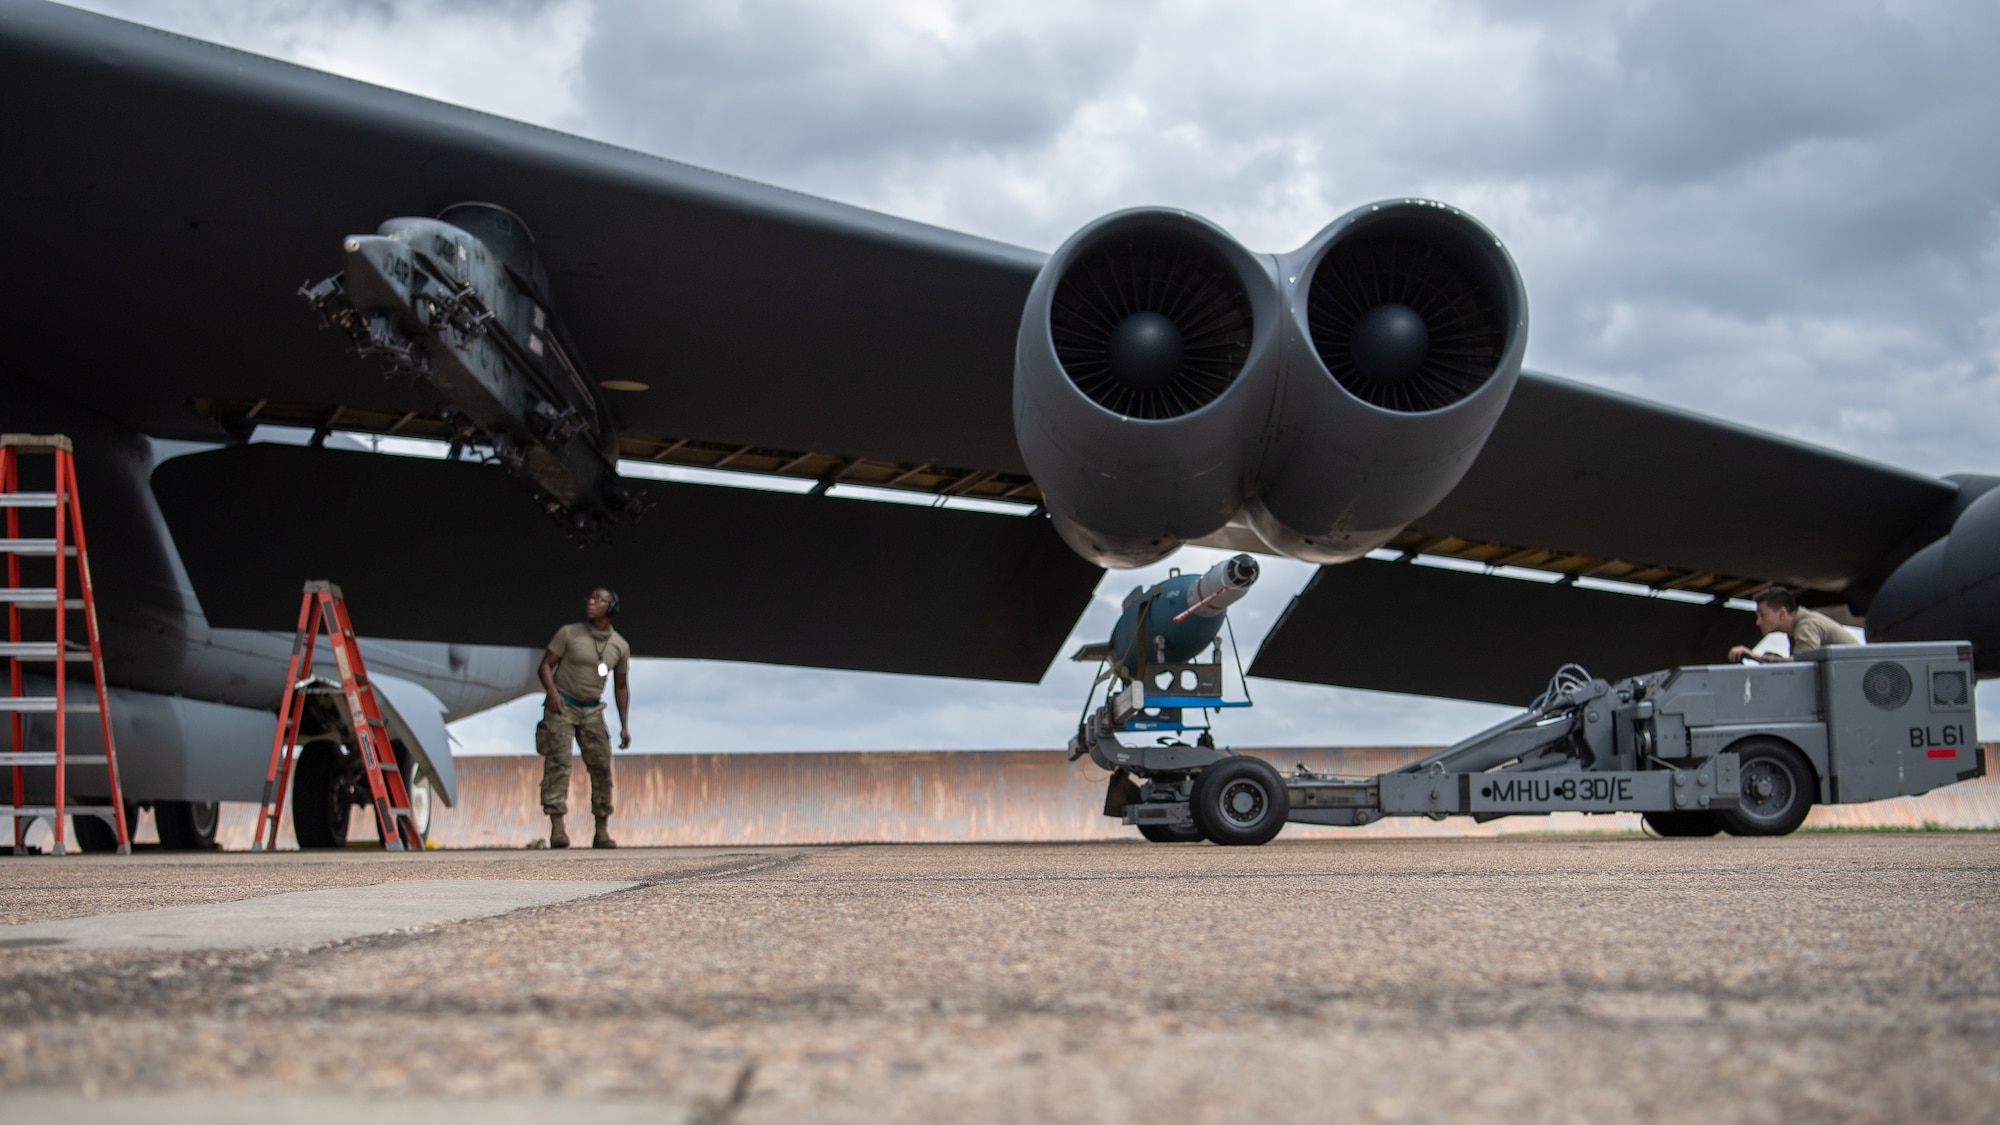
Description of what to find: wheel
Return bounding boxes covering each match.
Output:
[155,800,220,850]
[1643,811,1723,837]
[406,771,434,841]
[292,742,358,849]
[366,769,432,849]
[71,803,137,852]
[1138,821,1204,843]
[1718,738,1816,837]
[1189,756,1289,846]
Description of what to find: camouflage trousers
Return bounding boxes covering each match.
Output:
[536,700,613,817]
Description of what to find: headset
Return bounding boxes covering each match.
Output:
[591,587,620,618]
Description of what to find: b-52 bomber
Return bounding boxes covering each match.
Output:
[0,1,1991,849]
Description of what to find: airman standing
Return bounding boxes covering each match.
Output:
[537,586,632,848]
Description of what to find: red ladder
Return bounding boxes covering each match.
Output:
[251,581,424,852]
[1,435,128,856]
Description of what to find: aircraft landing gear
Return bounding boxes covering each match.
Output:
[292,741,361,849]
[291,741,432,848]
[155,800,219,850]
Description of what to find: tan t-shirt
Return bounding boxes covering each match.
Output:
[1789,607,1858,655]
[547,622,631,704]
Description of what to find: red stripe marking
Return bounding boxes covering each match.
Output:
[1927,748,1956,759]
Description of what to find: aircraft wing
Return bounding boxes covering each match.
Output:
[1247,372,1962,705]
[4,1,1094,681]
[151,445,1096,682]
[0,0,1038,473]
[1402,371,1955,595]
[4,2,1970,695]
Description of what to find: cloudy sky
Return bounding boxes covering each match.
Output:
[69,0,2000,752]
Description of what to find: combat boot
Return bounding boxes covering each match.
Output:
[593,814,616,849]
[549,814,570,849]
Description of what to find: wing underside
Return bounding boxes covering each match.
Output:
[1248,556,1759,707]
[151,445,1100,683]
[1246,372,1960,701]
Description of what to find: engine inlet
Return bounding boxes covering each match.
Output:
[1309,236,1507,412]
[1050,240,1253,420]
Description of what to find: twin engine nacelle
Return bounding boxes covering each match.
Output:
[1014,200,1529,567]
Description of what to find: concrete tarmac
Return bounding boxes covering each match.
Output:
[2,835,1997,1123]
[0,879,639,951]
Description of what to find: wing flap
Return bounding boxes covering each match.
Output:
[1410,372,1956,595]
[1248,558,1759,706]
[151,445,1100,683]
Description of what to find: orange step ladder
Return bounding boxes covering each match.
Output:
[251,581,425,852]
[1,434,129,856]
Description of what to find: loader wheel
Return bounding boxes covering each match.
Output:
[1718,738,1815,837]
[155,801,220,850]
[1190,756,1289,846]
[292,742,358,849]
[1642,811,1722,837]
[1138,821,1204,843]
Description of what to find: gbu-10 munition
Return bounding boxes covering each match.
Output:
[1107,553,1259,675]
[1069,551,1266,843]
[302,203,631,533]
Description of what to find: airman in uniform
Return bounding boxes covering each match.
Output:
[1728,586,1858,663]
[537,586,632,848]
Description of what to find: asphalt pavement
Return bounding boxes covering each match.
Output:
[2,834,1996,1123]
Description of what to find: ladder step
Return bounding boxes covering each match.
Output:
[0,753,110,765]
[0,589,84,609]
[0,538,75,556]
[0,698,100,713]
[0,642,94,662]
[0,493,59,508]
[0,806,60,818]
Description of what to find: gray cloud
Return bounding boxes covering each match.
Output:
[576,0,1136,174]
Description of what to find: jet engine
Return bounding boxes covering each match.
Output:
[1868,479,2000,674]
[1247,201,1528,562]
[1013,201,1526,568]
[1014,209,1281,567]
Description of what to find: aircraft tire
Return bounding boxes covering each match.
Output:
[362,771,432,849]
[292,742,355,849]
[1137,821,1204,843]
[1642,811,1723,837]
[1189,756,1288,846]
[1718,738,1816,837]
[71,803,136,852]
[155,800,220,850]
